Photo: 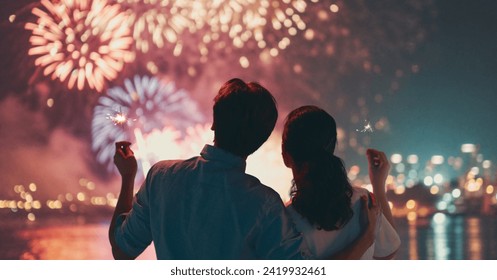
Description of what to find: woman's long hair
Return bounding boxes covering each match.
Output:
[283,105,353,231]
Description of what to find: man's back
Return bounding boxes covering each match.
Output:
[113,145,307,259]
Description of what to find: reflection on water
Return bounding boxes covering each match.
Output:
[408,224,418,260]
[395,215,497,260]
[1,215,496,260]
[467,217,482,260]
[18,224,116,260]
[0,220,155,260]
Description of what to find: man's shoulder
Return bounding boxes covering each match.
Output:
[150,156,200,174]
[241,174,283,204]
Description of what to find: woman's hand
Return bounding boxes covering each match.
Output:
[366,149,396,231]
[113,141,138,180]
[366,148,390,193]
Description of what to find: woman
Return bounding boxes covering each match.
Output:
[282,105,400,259]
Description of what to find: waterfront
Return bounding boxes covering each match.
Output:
[1,214,496,260]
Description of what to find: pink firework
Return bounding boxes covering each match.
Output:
[25,0,135,92]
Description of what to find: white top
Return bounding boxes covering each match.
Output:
[287,187,401,259]
[113,144,312,259]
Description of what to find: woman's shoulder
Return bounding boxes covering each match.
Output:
[350,186,369,204]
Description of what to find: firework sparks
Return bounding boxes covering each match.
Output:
[118,0,310,68]
[118,0,192,54]
[91,75,204,172]
[123,124,212,178]
[268,0,434,107]
[25,0,135,92]
[176,0,308,50]
[356,119,374,133]
[182,123,215,156]
[131,126,183,175]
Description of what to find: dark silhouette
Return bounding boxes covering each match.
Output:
[109,79,378,260]
[282,105,400,259]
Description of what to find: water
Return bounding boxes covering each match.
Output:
[1,215,496,260]
[0,218,156,260]
[395,215,497,260]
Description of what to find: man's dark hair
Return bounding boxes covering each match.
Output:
[213,78,278,158]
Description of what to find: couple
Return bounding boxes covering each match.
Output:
[109,78,400,260]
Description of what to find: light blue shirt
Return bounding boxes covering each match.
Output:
[114,144,311,259]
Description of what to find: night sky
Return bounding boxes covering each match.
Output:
[373,0,497,164]
[1,0,496,199]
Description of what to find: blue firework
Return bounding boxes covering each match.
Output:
[91,75,204,172]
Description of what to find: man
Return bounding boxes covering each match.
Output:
[109,78,377,259]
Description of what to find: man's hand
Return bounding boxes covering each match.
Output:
[329,194,379,259]
[361,194,379,246]
[110,141,138,260]
[114,141,137,180]
[366,148,396,234]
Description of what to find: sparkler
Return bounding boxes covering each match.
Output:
[24,0,135,92]
[108,112,127,127]
[106,107,134,129]
[356,119,374,133]
[109,105,136,132]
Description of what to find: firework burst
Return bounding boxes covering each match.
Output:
[175,0,308,52]
[25,0,135,92]
[118,0,192,54]
[91,75,204,172]
[117,0,311,69]
[132,126,183,175]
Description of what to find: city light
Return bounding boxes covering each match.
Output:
[434,174,444,184]
[424,176,434,186]
[394,185,406,195]
[486,185,494,195]
[391,153,403,164]
[437,201,448,211]
[430,185,439,195]
[407,154,419,164]
[431,155,444,165]
[395,163,406,173]
[407,212,417,222]
[433,212,446,224]
[406,199,416,210]
[452,189,461,198]
[461,143,476,153]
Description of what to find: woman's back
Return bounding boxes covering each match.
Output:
[282,105,400,259]
[286,187,400,259]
